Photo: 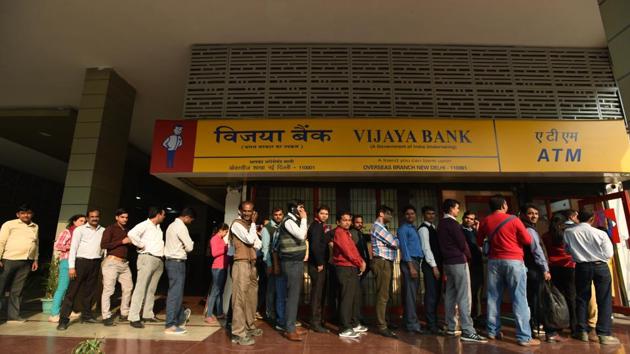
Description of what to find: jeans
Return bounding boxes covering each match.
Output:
[575,262,612,336]
[0,259,32,320]
[206,268,227,317]
[421,261,442,330]
[281,260,303,333]
[275,272,287,327]
[165,260,187,328]
[51,259,70,316]
[487,259,531,342]
[444,263,475,335]
[400,259,421,331]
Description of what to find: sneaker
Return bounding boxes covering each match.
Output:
[56,321,69,331]
[377,328,397,338]
[461,333,488,343]
[275,324,286,331]
[204,316,219,326]
[255,312,264,320]
[180,308,192,328]
[353,324,368,333]
[446,329,462,336]
[69,311,81,319]
[599,336,621,345]
[572,332,589,342]
[248,328,263,337]
[339,329,360,338]
[48,315,60,323]
[164,326,187,335]
[103,317,116,326]
[406,327,424,334]
[130,320,145,329]
[487,331,503,340]
[6,318,26,324]
[517,338,541,347]
[232,335,255,345]
[546,334,568,343]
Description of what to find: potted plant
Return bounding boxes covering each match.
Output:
[72,337,104,354]
[41,256,59,314]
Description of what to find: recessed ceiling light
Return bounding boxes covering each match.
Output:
[135,196,141,200]
[38,131,52,137]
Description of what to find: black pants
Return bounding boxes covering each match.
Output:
[575,262,612,336]
[308,263,326,325]
[336,265,360,331]
[256,256,267,314]
[527,268,543,330]
[469,263,484,319]
[550,266,577,334]
[60,258,101,321]
[325,263,339,324]
[421,261,442,330]
[0,259,31,320]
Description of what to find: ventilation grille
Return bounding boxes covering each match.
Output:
[185,45,623,120]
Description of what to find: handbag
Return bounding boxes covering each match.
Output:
[482,215,516,256]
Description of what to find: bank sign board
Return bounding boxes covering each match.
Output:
[150,118,630,176]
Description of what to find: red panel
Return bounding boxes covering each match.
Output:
[150,120,197,174]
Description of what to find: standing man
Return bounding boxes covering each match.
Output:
[333,211,367,338]
[349,214,371,325]
[57,209,104,330]
[127,206,166,329]
[397,205,424,334]
[477,195,539,347]
[370,205,398,338]
[307,205,330,333]
[461,211,483,324]
[519,204,551,336]
[418,206,442,334]
[276,201,309,341]
[230,201,263,346]
[164,207,196,334]
[100,208,134,326]
[261,207,283,325]
[438,199,486,342]
[564,210,620,345]
[0,204,39,323]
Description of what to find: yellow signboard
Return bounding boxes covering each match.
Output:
[496,120,630,172]
[150,118,630,175]
[192,118,500,173]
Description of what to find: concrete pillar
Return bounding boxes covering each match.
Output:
[57,68,136,232]
[599,0,630,117]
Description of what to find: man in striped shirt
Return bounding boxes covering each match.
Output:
[370,205,398,338]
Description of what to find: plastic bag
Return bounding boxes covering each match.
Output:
[540,281,570,330]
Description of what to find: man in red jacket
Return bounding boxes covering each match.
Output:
[477,195,539,347]
[332,211,367,339]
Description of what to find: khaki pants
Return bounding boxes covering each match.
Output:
[129,254,163,322]
[371,257,393,330]
[231,260,258,338]
[588,284,598,328]
[101,257,133,319]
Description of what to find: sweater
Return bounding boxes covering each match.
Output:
[437,216,471,265]
[333,227,364,268]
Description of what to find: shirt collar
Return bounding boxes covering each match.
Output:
[462,226,473,231]
[16,219,35,227]
[444,214,457,221]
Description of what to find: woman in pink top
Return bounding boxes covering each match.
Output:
[205,224,230,325]
[49,214,86,322]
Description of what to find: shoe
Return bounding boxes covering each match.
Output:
[446,329,462,336]
[296,326,308,335]
[429,327,445,335]
[130,320,145,329]
[388,323,399,330]
[69,311,81,319]
[296,321,302,327]
[180,308,192,328]
[353,324,368,333]
[6,318,26,324]
[517,338,541,347]
[232,335,255,345]
[143,316,164,323]
[56,321,69,331]
[599,336,621,345]
[377,328,397,338]
[339,329,360,338]
[487,331,503,340]
[164,326,187,335]
[311,324,329,333]
[48,315,60,323]
[275,324,286,331]
[285,331,303,341]
[248,328,263,337]
[546,334,568,343]
[406,327,424,334]
[461,333,487,343]
[216,314,226,320]
[572,332,589,342]
[255,312,263,320]
[204,316,220,326]
[80,317,98,324]
[103,317,116,326]
[118,315,128,322]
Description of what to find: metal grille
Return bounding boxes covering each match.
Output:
[185,45,623,121]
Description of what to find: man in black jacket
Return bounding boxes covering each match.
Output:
[307,205,331,333]
[461,211,483,325]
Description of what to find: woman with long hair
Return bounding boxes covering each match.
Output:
[204,223,230,325]
[48,214,86,322]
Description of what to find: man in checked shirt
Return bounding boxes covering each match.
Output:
[370,205,399,338]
